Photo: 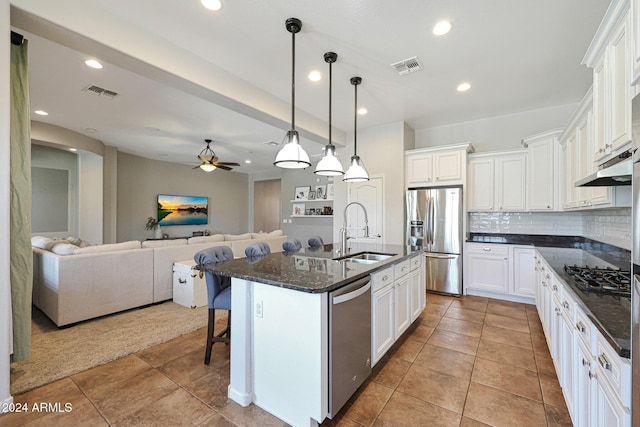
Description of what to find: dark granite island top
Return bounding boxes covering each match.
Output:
[467,233,631,358]
[201,242,422,294]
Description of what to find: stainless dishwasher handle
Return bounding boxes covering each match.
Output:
[425,253,457,259]
[333,282,371,305]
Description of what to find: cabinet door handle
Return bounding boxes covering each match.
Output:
[552,285,558,291]
[563,301,570,310]
[588,370,597,380]
[555,307,561,315]
[504,257,508,260]
[482,248,492,252]
[598,354,611,371]
[178,278,187,284]
[383,275,389,281]
[582,358,589,367]
[576,321,586,333]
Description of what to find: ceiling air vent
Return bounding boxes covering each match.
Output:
[390,56,423,75]
[82,84,119,99]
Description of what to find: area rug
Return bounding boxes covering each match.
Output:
[10,301,209,395]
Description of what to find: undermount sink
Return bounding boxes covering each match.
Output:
[335,252,396,264]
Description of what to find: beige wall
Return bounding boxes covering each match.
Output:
[254,179,281,233]
[116,152,249,241]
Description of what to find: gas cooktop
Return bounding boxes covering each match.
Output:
[563,265,631,298]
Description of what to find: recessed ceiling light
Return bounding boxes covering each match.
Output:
[69,148,77,152]
[433,20,452,36]
[201,0,222,11]
[308,71,322,81]
[457,82,471,92]
[245,160,251,164]
[34,110,48,116]
[84,59,103,69]
[358,107,368,115]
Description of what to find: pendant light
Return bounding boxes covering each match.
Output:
[274,18,311,169]
[315,52,344,176]
[343,77,369,182]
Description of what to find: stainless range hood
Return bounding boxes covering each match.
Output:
[576,156,632,187]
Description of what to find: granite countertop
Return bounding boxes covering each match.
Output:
[201,243,422,294]
[468,233,631,358]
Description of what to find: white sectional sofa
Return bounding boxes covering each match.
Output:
[31,231,287,326]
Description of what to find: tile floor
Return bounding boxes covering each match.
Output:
[2,294,572,427]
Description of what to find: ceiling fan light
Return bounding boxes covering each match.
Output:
[315,145,344,176]
[200,163,217,172]
[274,130,311,168]
[343,155,369,182]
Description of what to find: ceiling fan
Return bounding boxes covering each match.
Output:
[194,139,240,172]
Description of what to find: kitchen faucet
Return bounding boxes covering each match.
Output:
[339,202,369,256]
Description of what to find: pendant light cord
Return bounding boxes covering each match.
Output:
[328,59,333,148]
[353,81,358,155]
[291,29,296,131]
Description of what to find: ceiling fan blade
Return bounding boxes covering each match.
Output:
[192,165,202,169]
[216,165,233,171]
[215,162,241,166]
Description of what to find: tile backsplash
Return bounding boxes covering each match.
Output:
[468,208,631,250]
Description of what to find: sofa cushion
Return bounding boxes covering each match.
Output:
[43,240,65,251]
[73,240,141,255]
[268,229,283,236]
[224,233,253,241]
[142,239,188,248]
[187,234,224,245]
[51,243,79,256]
[31,236,52,249]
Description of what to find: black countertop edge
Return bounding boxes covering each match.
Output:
[467,233,631,270]
[535,247,630,359]
[200,244,425,294]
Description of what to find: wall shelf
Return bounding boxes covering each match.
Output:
[289,199,333,203]
[291,215,333,218]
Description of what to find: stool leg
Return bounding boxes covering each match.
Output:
[204,308,215,365]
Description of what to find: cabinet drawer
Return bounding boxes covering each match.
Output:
[394,259,411,278]
[574,306,593,350]
[371,267,394,292]
[466,244,509,256]
[595,333,631,408]
[410,254,422,271]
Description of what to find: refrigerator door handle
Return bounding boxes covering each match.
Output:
[425,253,458,260]
[428,197,434,245]
[425,197,431,246]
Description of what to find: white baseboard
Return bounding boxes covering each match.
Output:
[227,385,252,407]
[1,395,14,414]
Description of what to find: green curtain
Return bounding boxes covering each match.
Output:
[10,39,32,362]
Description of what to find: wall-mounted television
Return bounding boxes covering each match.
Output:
[157,194,208,226]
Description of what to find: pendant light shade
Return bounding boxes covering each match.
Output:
[344,76,369,182]
[274,18,311,169]
[315,52,344,176]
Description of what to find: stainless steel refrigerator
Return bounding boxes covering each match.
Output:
[631,93,640,427]
[406,187,462,295]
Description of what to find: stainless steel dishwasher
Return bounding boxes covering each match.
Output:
[328,275,372,419]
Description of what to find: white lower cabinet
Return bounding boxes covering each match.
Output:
[371,254,425,366]
[465,243,535,302]
[535,250,631,427]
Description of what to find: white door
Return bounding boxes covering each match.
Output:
[346,176,383,243]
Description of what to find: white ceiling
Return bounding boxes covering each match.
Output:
[12,0,611,174]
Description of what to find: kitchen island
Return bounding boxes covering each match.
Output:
[201,242,425,427]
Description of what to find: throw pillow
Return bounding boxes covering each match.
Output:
[73,240,141,255]
[31,236,52,249]
[51,243,79,256]
[187,234,224,244]
[223,233,252,241]
[268,229,283,236]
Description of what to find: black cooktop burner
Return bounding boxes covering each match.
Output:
[563,265,631,297]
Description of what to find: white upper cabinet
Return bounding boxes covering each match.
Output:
[583,0,632,161]
[633,0,640,85]
[467,150,527,212]
[523,129,561,211]
[405,143,472,188]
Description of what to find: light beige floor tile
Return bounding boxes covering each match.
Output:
[425,293,455,307]
[136,335,203,367]
[483,313,530,334]
[407,324,435,343]
[112,388,216,426]
[424,303,449,317]
[88,368,179,424]
[342,381,394,427]
[460,417,491,427]
[159,346,229,386]
[427,330,479,356]
[198,413,238,427]
[471,358,542,402]
[413,344,475,381]
[436,317,483,338]
[183,365,231,410]
[2,377,108,427]
[444,307,486,324]
[372,357,411,389]
[182,326,208,345]
[449,298,488,313]
[481,324,532,350]
[485,303,528,320]
[545,403,574,427]
[219,401,288,427]
[463,382,547,427]
[396,365,470,414]
[535,350,557,376]
[71,355,152,397]
[418,312,443,327]
[476,339,537,372]
[372,391,461,427]
[539,373,568,409]
[390,337,424,363]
